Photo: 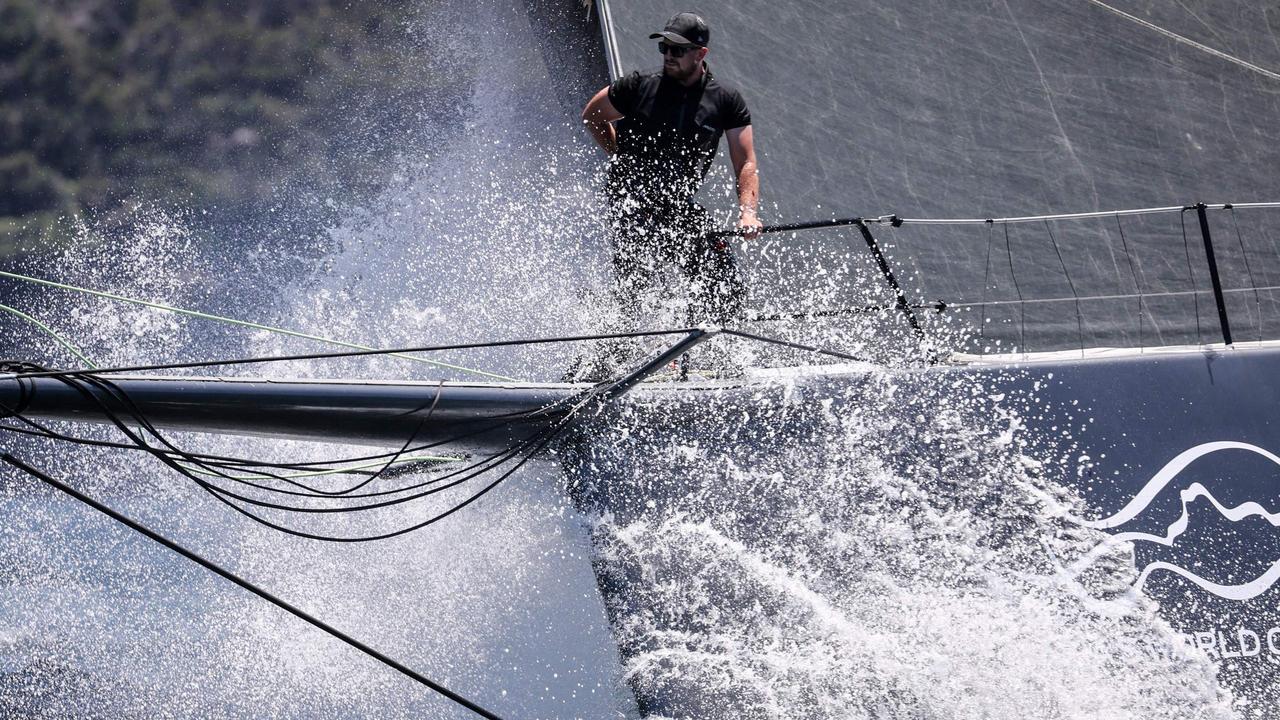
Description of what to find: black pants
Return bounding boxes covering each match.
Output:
[607,196,745,327]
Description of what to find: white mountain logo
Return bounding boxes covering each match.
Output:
[1059,441,1280,601]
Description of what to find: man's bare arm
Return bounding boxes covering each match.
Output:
[582,87,623,155]
[727,125,762,240]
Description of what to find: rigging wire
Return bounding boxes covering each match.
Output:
[0,327,700,381]
[1228,206,1263,343]
[1042,220,1086,354]
[0,269,515,382]
[1113,213,1148,352]
[0,303,98,368]
[1003,224,1027,352]
[0,453,507,720]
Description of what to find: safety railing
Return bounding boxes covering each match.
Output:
[714,201,1280,359]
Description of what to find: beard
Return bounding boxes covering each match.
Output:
[663,58,699,84]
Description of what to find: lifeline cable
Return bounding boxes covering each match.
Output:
[705,203,1280,237]
[0,453,507,720]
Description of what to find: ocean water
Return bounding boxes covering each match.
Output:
[0,0,1243,717]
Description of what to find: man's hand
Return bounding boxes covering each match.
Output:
[738,210,763,241]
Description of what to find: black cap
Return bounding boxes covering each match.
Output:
[649,12,709,48]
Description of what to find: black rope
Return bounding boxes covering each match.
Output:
[0,453,507,720]
[1114,213,1147,351]
[0,408,517,482]
[1003,224,1027,352]
[0,328,700,381]
[1042,220,1086,354]
[0,341,623,542]
[1228,206,1263,343]
[49,372,494,503]
[0,420,457,482]
[978,220,995,350]
[0,360,50,374]
[204,420,573,543]
[0,327,876,540]
[81,372,440,498]
[2,374,572,471]
[174,382,451,500]
[69,371,570,507]
[0,373,578,540]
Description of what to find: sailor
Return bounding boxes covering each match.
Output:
[582,11,762,329]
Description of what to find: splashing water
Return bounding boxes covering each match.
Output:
[0,0,1240,718]
[0,1,632,718]
[564,361,1235,719]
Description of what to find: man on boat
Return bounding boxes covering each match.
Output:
[581,12,762,333]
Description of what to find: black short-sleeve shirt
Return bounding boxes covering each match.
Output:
[607,65,751,205]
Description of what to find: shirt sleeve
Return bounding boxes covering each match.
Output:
[722,88,752,129]
[607,72,643,116]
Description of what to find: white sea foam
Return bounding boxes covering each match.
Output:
[568,362,1236,719]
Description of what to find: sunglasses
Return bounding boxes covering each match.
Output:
[658,41,694,58]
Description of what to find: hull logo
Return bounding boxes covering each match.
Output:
[1058,441,1280,601]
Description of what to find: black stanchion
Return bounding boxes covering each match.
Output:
[1193,202,1234,346]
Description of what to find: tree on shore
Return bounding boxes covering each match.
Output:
[0,0,469,252]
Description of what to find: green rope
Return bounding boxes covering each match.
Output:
[0,270,516,381]
[177,455,459,481]
[0,303,98,368]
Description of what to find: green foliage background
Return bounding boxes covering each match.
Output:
[0,0,469,253]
